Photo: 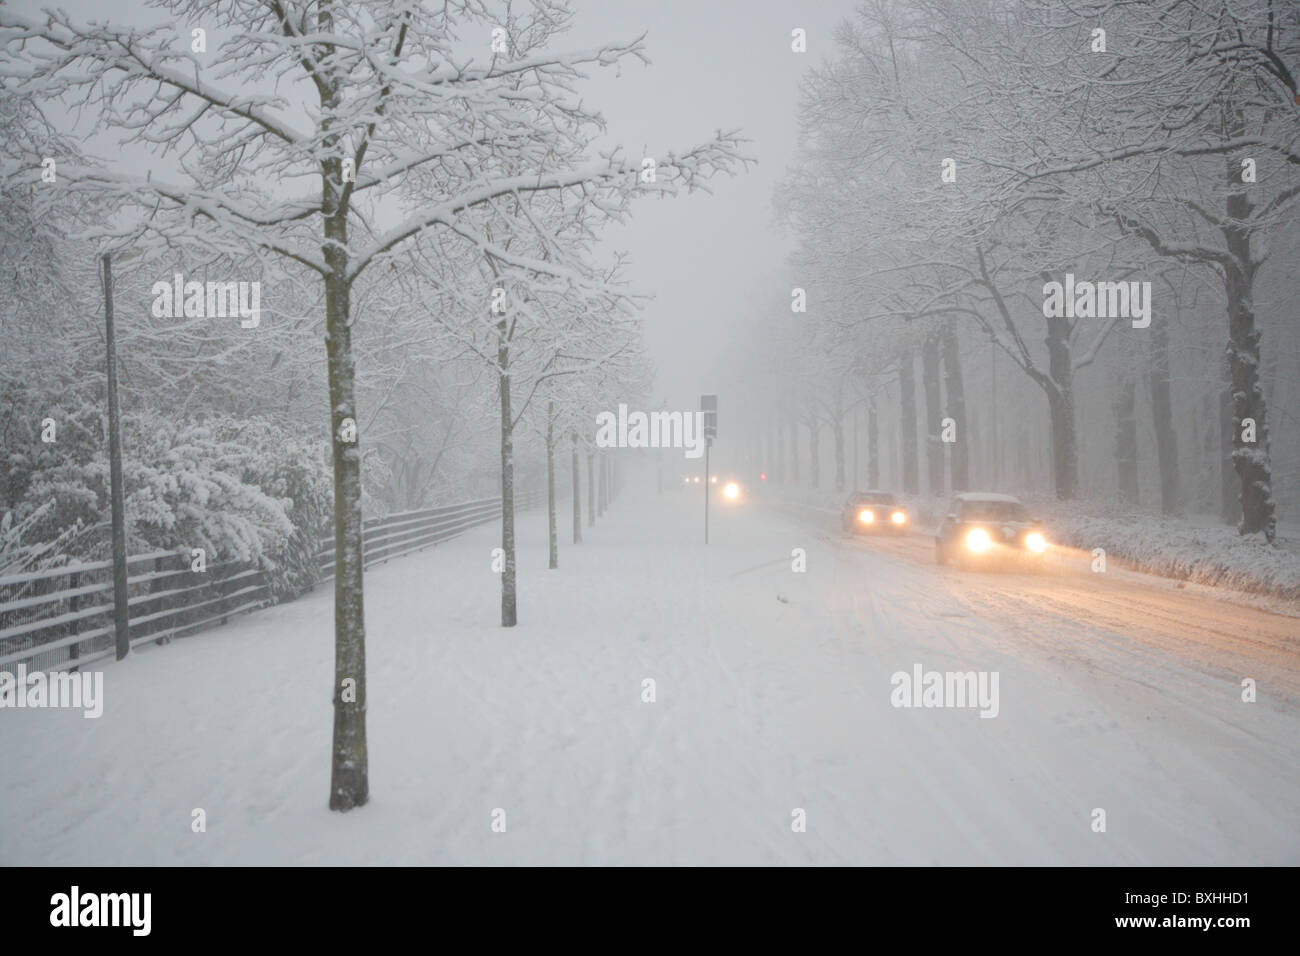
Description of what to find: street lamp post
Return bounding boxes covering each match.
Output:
[101,249,139,661]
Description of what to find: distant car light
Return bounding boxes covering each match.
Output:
[965,528,992,553]
[723,481,740,500]
[693,476,701,484]
[858,509,875,524]
[1025,531,1047,553]
[710,475,718,484]
[890,510,906,525]
[760,472,767,481]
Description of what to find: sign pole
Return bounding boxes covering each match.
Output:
[700,393,718,545]
[704,439,710,545]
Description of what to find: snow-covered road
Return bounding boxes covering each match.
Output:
[3,478,1298,865]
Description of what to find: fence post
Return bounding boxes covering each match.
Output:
[219,561,230,626]
[153,555,172,645]
[66,570,81,673]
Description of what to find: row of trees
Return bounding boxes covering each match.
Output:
[729,0,1298,537]
[1,0,741,810]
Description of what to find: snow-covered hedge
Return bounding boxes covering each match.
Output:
[209,417,332,600]
[770,483,1300,603]
[1,382,331,599]
[1042,510,1300,603]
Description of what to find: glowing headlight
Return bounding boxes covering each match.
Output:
[965,528,992,553]
[890,511,906,525]
[858,509,875,524]
[684,476,690,484]
[1025,532,1047,553]
[710,475,718,484]
[723,481,740,500]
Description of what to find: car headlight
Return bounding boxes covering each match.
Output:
[1025,531,1047,553]
[858,509,874,524]
[965,528,992,553]
[723,481,740,500]
[890,511,906,525]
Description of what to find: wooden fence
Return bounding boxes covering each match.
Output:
[0,491,538,673]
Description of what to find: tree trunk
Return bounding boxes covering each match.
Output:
[1223,187,1275,542]
[941,323,969,492]
[867,400,879,488]
[546,401,557,570]
[768,421,776,483]
[832,413,845,491]
[769,416,780,481]
[1218,369,1237,523]
[597,454,607,516]
[1017,427,1031,491]
[1147,317,1181,516]
[571,432,582,544]
[324,266,368,811]
[922,334,943,497]
[1113,369,1139,504]
[498,317,517,627]
[898,351,919,495]
[316,0,368,812]
[851,408,859,488]
[1199,390,1215,515]
[587,450,595,526]
[1044,312,1079,499]
[789,417,800,483]
[807,418,820,488]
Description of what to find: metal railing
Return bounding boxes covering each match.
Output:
[0,490,539,673]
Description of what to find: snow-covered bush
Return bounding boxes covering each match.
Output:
[119,418,295,564]
[1043,510,1300,604]
[1,383,110,561]
[209,417,332,600]
[1,384,308,591]
[0,502,82,578]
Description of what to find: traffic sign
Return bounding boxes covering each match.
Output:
[701,393,717,441]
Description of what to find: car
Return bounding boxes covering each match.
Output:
[716,475,744,502]
[687,473,745,501]
[841,490,909,534]
[935,493,1049,570]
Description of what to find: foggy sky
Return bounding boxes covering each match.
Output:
[16,0,858,414]
[567,0,857,412]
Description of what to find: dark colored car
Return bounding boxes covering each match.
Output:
[935,493,1049,569]
[841,491,909,534]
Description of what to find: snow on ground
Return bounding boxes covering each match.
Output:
[2,474,1298,865]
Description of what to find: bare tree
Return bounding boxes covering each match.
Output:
[1,0,742,808]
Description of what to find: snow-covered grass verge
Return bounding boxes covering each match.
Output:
[769,482,1300,604]
[1040,507,1300,605]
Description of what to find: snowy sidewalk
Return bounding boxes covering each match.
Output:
[0,486,825,864]
[2,478,1298,865]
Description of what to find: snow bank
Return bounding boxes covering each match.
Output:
[771,485,1300,603]
[1042,509,1300,604]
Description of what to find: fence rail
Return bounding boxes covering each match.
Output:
[0,490,540,673]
